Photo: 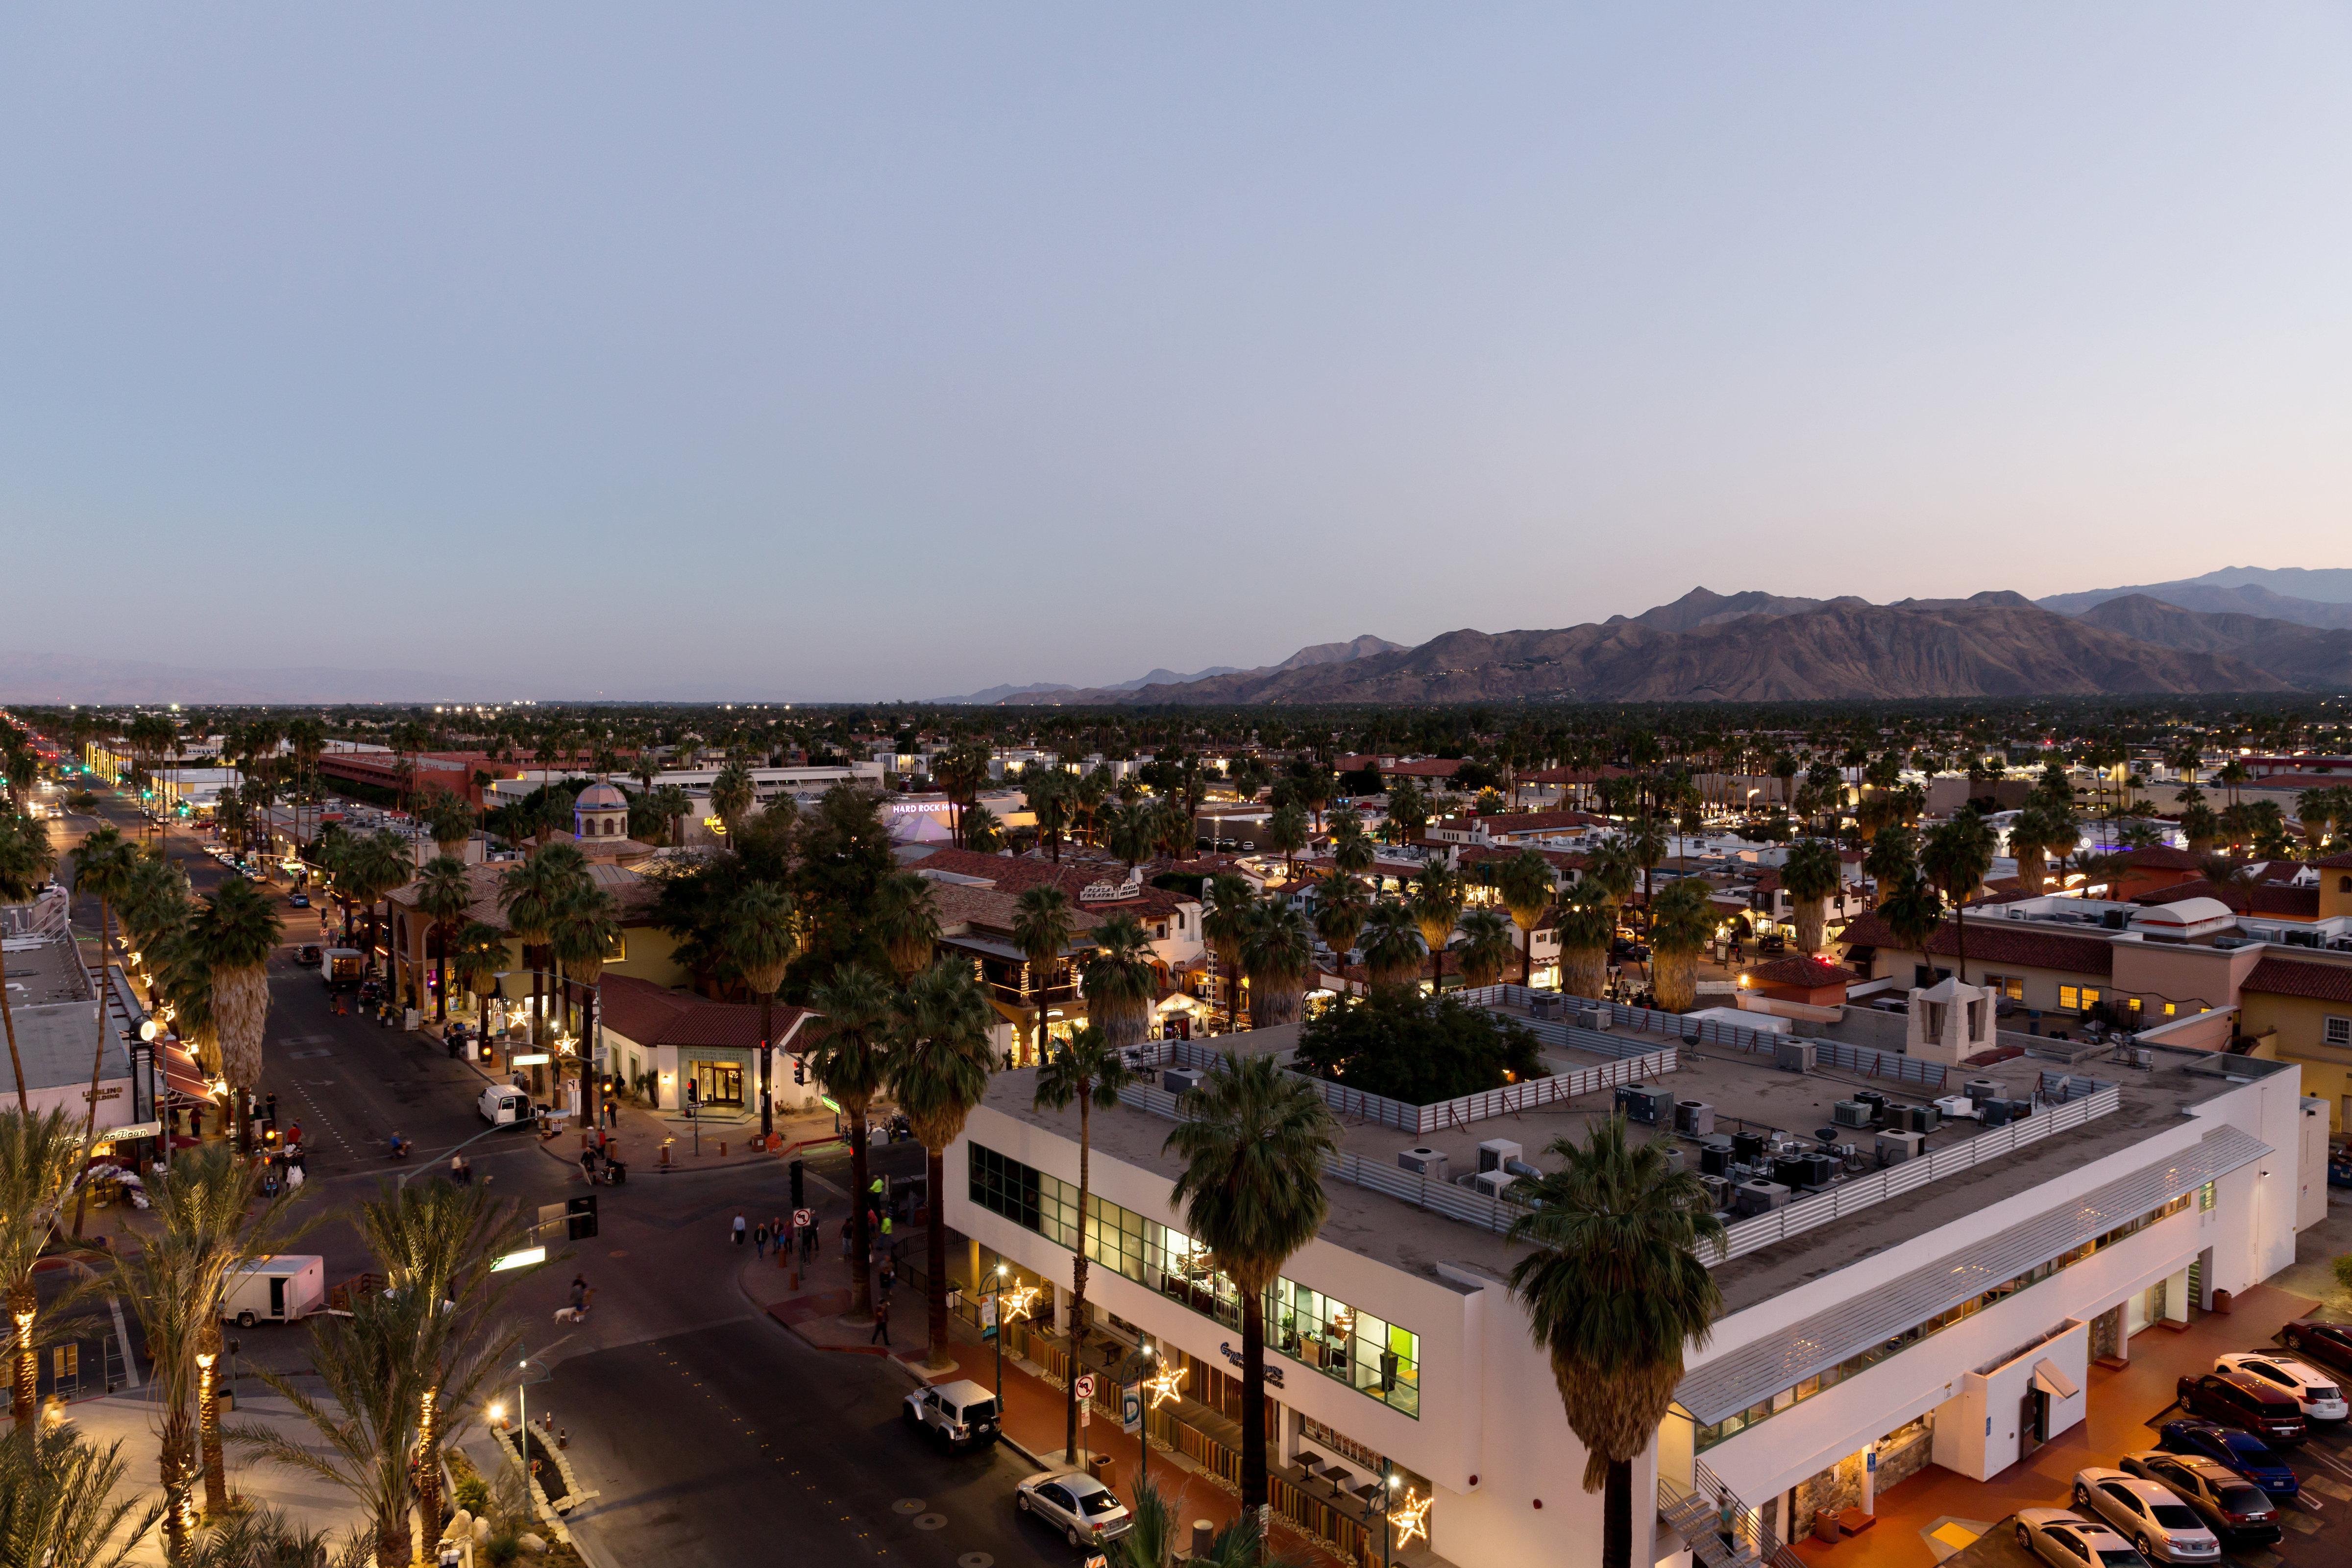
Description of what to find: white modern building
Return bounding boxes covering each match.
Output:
[943,988,2320,1568]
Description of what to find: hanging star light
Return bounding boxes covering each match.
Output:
[1390,1487,1431,1551]
[1001,1284,1040,1324]
[1142,1360,1188,1411]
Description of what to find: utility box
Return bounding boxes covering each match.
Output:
[1773,1040,1818,1074]
[1877,1129,1927,1165]
[1396,1147,1449,1181]
[1733,1180,1791,1217]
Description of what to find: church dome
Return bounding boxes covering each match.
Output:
[575,782,629,811]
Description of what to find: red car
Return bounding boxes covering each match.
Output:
[2278,1319,2352,1382]
[2175,1372,2306,1444]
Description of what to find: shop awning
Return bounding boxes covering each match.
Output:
[2033,1359,2079,1401]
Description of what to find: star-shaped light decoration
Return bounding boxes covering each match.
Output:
[1142,1360,1189,1411]
[1000,1284,1040,1324]
[1389,1487,1431,1551]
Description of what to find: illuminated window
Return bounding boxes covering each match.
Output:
[2058,986,2100,1012]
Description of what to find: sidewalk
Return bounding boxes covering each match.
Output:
[734,1242,1360,1568]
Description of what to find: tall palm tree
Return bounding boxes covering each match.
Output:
[1644,879,1715,1014]
[0,1109,82,1429]
[647,782,693,848]
[1309,872,1370,980]
[1493,849,1555,987]
[868,871,941,984]
[1263,804,1308,881]
[0,813,57,1112]
[546,884,620,1124]
[445,922,508,1039]
[1078,914,1156,1051]
[1407,861,1463,992]
[932,746,990,849]
[345,833,411,983]
[1879,866,1947,986]
[1555,883,1615,1001]
[497,844,581,1054]
[887,960,996,1371]
[1506,1118,1725,1568]
[1010,885,1076,1068]
[0,1421,161,1568]
[1163,1054,1337,1523]
[412,856,472,1024]
[806,964,895,1322]
[726,884,797,1139]
[68,828,137,1236]
[1779,836,1843,955]
[1241,897,1313,1029]
[1031,1025,1131,1461]
[1456,907,1517,989]
[188,879,281,1161]
[710,760,756,843]
[1357,900,1424,995]
[1582,837,1637,911]
[1920,808,1994,985]
[1200,874,1256,1027]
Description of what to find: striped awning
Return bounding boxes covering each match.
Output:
[1675,1124,2270,1426]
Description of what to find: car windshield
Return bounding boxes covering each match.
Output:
[2149,1505,2199,1529]
[1079,1490,1125,1516]
[2095,1551,2148,1568]
[2217,1488,2269,1513]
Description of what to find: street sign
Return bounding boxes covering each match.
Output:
[793,1208,813,1227]
[1120,1382,1141,1435]
[1074,1374,1095,1400]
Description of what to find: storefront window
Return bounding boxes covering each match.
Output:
[971,1143,1421,1417]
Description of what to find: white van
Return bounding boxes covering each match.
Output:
[221,1255,326,1327]
[479,1084,533,1127]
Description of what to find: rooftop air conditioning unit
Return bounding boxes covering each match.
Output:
[1472,1169,1520,1200]
[1876,1129,1926,1165]
[1731,1130,1767,1163]
[1477,1138,1523,1174]
[2285,929,2322,949]
[1615,1085,1673,1125]
[1396,1147,1449,1181]
[1832,1101,1873,1129]
[1698,1137,1734,1176]
[1529,993,1565,1021]
[1906,1103,1941,1135]
[1979,1098,2013,1128]
[1698,1174,1733,1210]
[1733,1180,1791,1217]
[1964,1078,2006,1104]
[1163,1068,1203,1097]
[1933,1094,1976,1122]
[2101,907,2130,930]
[1800,1152,1838,1188]
[1674,1101,1716,1137]
[1773,1040,1818,1074]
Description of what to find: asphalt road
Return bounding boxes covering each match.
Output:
[47,783,1069,1566]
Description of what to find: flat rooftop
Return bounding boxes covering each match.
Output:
[985,1014,2287,1318]
[2,932,93,1007]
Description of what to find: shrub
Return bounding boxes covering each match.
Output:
[1292,993,1544,1103]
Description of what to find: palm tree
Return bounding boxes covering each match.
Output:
[1241,896,1313,1028]
[0,813,57,1112]
[68,828,137,1236]
[647,783,693,848]
[0,1110,81,1428]
[710,760,756,842]
[1264,804,1308,881]
[422,794,474,863]
[1863,823,1918,906]
[346,833,412,982]
[806,965,895,1322]
[1357,900,1424,995]
[188,879,281,1160]
[1407,861,1463,992]
[1920,808,1994,985]
[1010,886,1076,1068]
[1644,879,1715,1013]
[413,856,472,1024]
[497,844,583,1054]
[1078,914,1156,1051]
[1309,872,1370,980]
[445,922,508,1039]
[1494,849,1555,987]
[726,884,797,1139]
[1164,1054,1337,1523]
[1456,907,1517,988]
[1031,1025,1131,1461]
[0,1422,161,1568]
[546,884,621,1125]
[887,960,996,1371]
[1554,883,1615,1001]
[1104,801,1157,874]
[1780,837,1843,955]
[1582,837,1637,912]
[1506,1118,1725,1568]
[1879,867,1947,986]
[1200,874,1256,1027]
[961,805,1004,853]
[868,871,941,983]
[932,746,990,849]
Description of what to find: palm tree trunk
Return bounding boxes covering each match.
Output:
[416,1387,442,1542]
[1065,1099,1092,1463]
[159,1405,196,1566]
[198,1319,227,1514]
[847,1104,874,1321]
[70,900,113,1239]
[9,1282,35,1429]
[434,926,448,1022]
[758,991,775,1140]
[1602,1456,1633,1568]
[582,988,601,1135]
[0,943,27,1115]
[925,1144,949,1363]
[1239,1286,1270,1517]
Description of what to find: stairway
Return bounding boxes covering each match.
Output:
[1658,1461,1802,1568]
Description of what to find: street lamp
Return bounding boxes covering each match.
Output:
[992,1264,1008,1401]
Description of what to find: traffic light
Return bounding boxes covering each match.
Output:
[565,1195,598,1241]
[792,1055,806,1085]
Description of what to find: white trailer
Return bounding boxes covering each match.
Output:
[221,1255,327,1327]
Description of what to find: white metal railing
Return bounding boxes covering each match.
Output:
[1713,1083,2123,1260]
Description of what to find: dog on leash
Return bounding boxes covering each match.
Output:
[553,1306,588,1325]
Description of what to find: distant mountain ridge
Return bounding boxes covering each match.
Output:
[946,636,1406,705]
[995,589,2283,705]
[2071,595,2352,689]
[2039,565,2352,629]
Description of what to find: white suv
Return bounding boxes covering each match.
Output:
[902,1378,1001,1450]
[2215,1352,2348,1422]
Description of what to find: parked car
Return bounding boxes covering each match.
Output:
[2174,1372,2306,1444]
[2278,1317,2352,1379]
[2119,1451,2281,1546]
[294,944,323,967]
[2070,1469,2220,1564]
[478,1085,533,1127]
[1015,1468,1133,1549]
[901,1378,1000,1450]
[2214,1351,2347,1422]
[2015,1509,2151,1568]
[2156,1421,2299,1498]
[287,892,309,908]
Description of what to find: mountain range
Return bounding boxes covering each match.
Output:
[2036,565,2352,629]
[944,636,1405,705]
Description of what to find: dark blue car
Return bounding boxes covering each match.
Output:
[2158,1421,2299,1498]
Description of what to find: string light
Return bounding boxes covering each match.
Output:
[1142,1360,1188,1411]
[1390,1487,1431,1550]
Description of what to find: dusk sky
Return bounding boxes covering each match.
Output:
[5,7,2350,700]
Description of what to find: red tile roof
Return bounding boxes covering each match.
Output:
[2249,885,2321,919]
[596,973,813,1050]
[2240,956,2352,1005]
[2122,845,2205,871]
[1838,911,2116,977]
[908,847,1197,918]
[1382,759,1463,778]
[1742,956,1850,991]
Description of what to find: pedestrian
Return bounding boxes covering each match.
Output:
[1716,1488,1739,1555]
[732,1212,747,1246]
[804,1216,820,1260]
[753,1221,769,1261]
[870,1297,891,1346]
[603,1099,617,1129]
[286,1121,301,1148]
[579,1147,598,1184]
[879,1257,895,1301]
[840,1222,854,1260]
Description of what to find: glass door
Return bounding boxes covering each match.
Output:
[691,1061,744,1107]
